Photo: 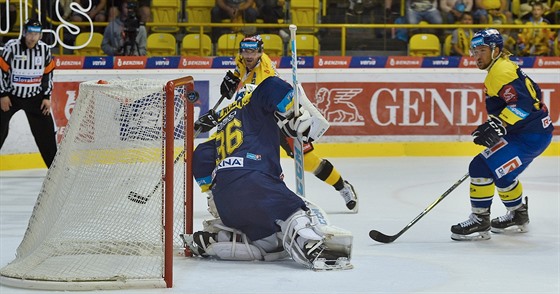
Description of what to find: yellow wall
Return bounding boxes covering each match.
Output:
[1,141,557,171]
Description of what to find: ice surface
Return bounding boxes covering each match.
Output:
[1,157,558,293]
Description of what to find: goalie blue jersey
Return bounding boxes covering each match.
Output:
[200,76,305,241]
[212,76,294,177]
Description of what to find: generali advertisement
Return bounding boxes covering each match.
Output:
[1,67,558,155]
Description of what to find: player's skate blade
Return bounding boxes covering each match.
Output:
[491,224,529,234]
[451,231,490,241]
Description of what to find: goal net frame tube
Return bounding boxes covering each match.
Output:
[164,76,195,288]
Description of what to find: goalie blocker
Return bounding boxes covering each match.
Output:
[182,199,353,271]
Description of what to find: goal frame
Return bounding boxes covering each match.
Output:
[163,76,195,288]
[0,76,195,290]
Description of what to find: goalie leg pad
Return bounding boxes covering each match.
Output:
[277,202,353,270]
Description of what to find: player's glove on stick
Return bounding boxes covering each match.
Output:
[472,115,507,147]
[194,109,219,133]
[220,71,241,99]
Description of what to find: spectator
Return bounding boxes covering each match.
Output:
[211,0,259,42]
[472,0,512,24]
[256,0,286,37]
[347,0,364,16]
[108,0,151,24]
[440,0,473,24]
[517,1,553,56]
[450,11,474,55]
[71,0,108,32]
[101,0,147,56]
[406,0,443,35]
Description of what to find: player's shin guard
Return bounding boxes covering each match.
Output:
[278,206,353,270]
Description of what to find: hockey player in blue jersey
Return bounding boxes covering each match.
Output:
[184,76,353,270]
[450,29,554,241]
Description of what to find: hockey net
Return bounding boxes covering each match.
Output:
[0,77,195,290]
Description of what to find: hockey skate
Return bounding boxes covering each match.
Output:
[303,240,353,271]
[180,231,216,257]
[491,197,529,234]
[451,211,491,241]
[339,180,358,213]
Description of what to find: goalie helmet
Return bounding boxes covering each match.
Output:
[234,84,257,101]
[470,29,503,51]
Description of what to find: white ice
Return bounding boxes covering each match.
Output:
[1,157,559,294]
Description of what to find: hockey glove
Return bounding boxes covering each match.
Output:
[194,110,219,133]
[275,109,313,143]
[220,71,241,99]
[472,115,507,147]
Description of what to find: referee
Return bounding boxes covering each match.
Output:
[0,18,57,168]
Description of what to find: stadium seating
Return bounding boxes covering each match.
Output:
[289,34,319,56]
[181,33,212,56]
[185,0,214,33]
[443,34,452,56]
[147,33,177,56]
[151,0,180,33]
[74,32,104,56]
[216,33,245,56]
[408,33,441,56]
[261,33,284,57]
[290,0,320,33]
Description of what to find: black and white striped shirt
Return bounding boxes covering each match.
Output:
[0,38,55,99]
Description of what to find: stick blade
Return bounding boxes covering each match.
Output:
[369,230,396,243]
[128,191,148,204]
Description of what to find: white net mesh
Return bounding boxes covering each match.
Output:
[0,78,193,289]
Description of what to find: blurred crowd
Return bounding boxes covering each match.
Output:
[1,0,559,56]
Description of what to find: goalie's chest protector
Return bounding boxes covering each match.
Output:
[214,77,292,178]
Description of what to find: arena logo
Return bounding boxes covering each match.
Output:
[0,0,94,50]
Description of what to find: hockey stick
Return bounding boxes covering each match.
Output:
[369,173,469,243]
[128,94,229,204]
[289,24,305,198]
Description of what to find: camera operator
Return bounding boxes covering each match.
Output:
[101,0,147,56]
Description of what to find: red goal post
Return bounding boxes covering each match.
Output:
[0,76,195,290]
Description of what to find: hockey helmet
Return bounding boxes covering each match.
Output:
[470,29,503,51]
[23,18,43,35]
[239,34,264,53]
[234,83,257,101]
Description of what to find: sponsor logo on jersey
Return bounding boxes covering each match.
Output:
[246,153,261,160]
[481,139,507,158]
[14,55,27,61]
[542,115,552,128]
[217,157,244,170]
[495,156,522,179]
[499,85,518,103]
[12,75,41,84]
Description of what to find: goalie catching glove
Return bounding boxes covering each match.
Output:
[275,108,313,142]
[472,115,507,147]
[194,109,219,133]
[220,71,241,99]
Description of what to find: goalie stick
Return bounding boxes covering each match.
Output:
[128,94,229,204]
[289,24,305,198]
[369,173,469,243]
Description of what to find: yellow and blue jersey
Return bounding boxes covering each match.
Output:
[484,57,554,134]
[233,53,278,86]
